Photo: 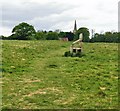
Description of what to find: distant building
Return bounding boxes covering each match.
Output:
[73,20,77,34]
[59,37,68,41]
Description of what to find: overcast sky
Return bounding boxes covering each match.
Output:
[0,0,119,36]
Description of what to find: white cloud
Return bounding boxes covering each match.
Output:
[0,0,119,36]
[0,27,11,36]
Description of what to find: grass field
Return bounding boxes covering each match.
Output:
[1,40,118,109]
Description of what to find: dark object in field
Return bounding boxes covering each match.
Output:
[64,51,72,57]
[97,90,106,97]
[64,50,84,57]
[48,64,58,68]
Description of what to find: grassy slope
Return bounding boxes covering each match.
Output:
[2,40,118,109]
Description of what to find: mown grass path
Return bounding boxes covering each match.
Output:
[2,40,118,109]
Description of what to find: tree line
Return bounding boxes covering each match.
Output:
[90,32,119,43]
[1,22,119,42]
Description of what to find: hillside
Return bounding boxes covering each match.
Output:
[2,40,118,109]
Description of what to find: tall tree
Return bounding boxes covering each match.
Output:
[65,32,74,41]
[46,31,59,40]
[35,31,46,40]
[75,27,90,42]
[58,32,66,38]
[12,22,36,40]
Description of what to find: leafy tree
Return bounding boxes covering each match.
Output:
[0,35,6,40]
[12,22,36,40]
[94,33,105,42]
[35,31,46,40]
[112,32,119,43]
[65,32,74,41]
[75,27,90,42]
[58,32,66,38]
[8,34,17,40]
[90,31,119,43]
[118,32,120,43]
[46,32,59,40]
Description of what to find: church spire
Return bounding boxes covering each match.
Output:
[73,20,77,34]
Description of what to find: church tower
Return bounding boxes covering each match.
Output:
[73,20,77,34]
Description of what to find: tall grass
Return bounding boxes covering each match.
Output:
[2,40,118,109]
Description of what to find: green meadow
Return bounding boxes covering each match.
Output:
[1,40,118,109]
